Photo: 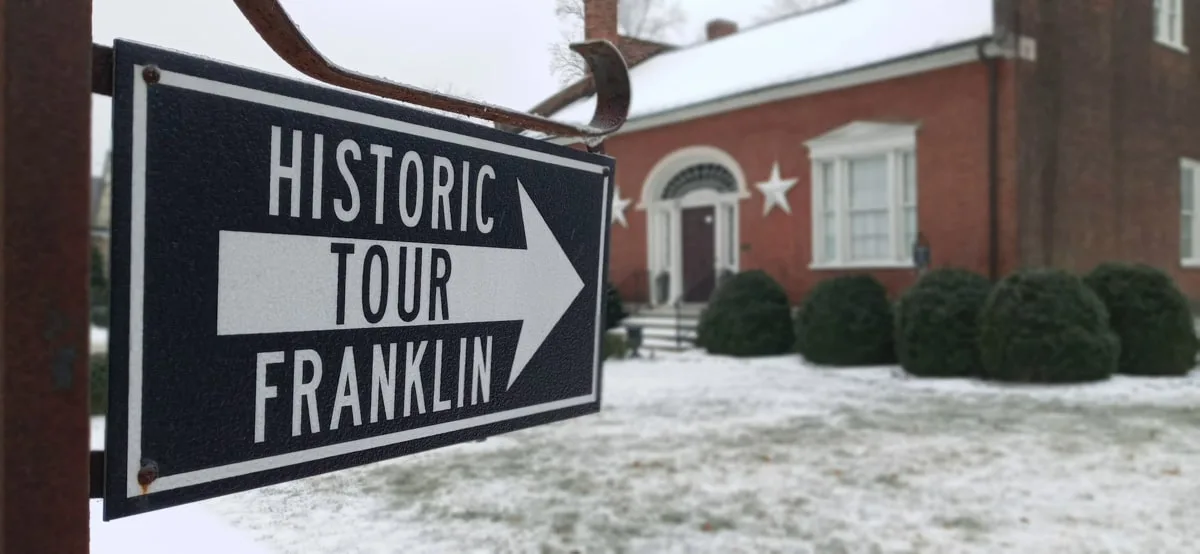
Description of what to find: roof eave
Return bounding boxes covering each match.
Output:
[541,37,1003,145]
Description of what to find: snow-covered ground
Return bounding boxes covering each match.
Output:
[94,352,1200,553]
[91,325,108,355]
[89,419,271,554]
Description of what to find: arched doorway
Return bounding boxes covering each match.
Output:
[642,147,747,306]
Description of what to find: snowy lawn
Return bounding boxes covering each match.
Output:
[97,352,1200,553]
[91,325,108,355]
[89,418,271,554]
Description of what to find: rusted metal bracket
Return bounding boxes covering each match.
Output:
[89,2,627,137]
[3,0,93,548]
[231,0,630,139]
[90,450,105,499]
[92,43,114,96]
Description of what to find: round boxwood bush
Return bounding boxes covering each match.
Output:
[90,245,110,326]
[90,353,108,416]
[978,268,1118,383]
[795,274,896,366]
[1083,262,1197,376]
[695,270,794,357]
[603,281,628,331]
[602,330,629,360]
[895,268,993,377]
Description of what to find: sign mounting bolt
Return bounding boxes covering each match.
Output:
[142,65,161,85]
[137,459,159,494]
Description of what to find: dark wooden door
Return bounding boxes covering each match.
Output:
[681,206,716,302]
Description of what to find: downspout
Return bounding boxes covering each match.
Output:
[976,39,1001,281]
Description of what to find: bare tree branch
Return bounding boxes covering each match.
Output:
[548,0,685,86]
[619,0,684,39]
[554,0,585,22]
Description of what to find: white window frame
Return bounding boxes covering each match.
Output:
[1181,158,1200,266]
[805,122,919,270]
[1155,0,1187,51]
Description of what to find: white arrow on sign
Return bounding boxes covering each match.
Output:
[215,179,585,391]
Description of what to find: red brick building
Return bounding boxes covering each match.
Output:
[533,0,1199,346]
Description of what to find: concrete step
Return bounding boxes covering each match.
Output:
[639,336,692,352]
[625,302,704,314]
[610,327,696,352]
[624,316,700,328]
[608,325,696,338]
[616,304,704,353]
[641,326,696,340]
[609,324,693,336]
[635,306,705,318]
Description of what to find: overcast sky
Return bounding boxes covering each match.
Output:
[91,0,776,174]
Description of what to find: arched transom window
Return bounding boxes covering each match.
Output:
[661,163,738,200]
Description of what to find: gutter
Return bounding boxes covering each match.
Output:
[976,38,1002,281]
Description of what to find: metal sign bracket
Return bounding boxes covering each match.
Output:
[92,2,630,138]
[233,0,630,139]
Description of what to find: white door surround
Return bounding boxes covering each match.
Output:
[642,146,749,306]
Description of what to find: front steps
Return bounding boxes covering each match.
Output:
[618,304,703,353]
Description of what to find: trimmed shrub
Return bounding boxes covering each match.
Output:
[1083,262,1198,376]
[90,245,110,327]
[604,281,628,331]
[603,330,629,360]
[795,274,896,366]
[695,270,794,357]
[979,268,1118,383]
[91,306,110,328]
[895,268,993,377]
[90,353,108,416]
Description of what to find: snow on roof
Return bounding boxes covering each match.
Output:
[544,0,994,133]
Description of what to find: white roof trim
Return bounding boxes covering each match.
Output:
[541,42,988,145]
[805,121,919,158]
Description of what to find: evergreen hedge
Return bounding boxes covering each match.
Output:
[90,245,110,327]
[894,268,993,377]
[695,270,795,357]
[978,268,1118,383]
[604,281,627,331]
[1083,262,1198,376]
[795,274,896,366]
[90,353,108,416]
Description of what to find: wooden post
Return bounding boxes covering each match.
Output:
[0,0,94,551]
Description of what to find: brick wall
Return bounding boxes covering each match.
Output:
[584,0,618,43]
[601,62,998,303]
[1011,0,1200,299]
[575,0,1200,306]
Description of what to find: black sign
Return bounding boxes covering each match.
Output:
[103,40,614,520]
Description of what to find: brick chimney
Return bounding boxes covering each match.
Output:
[585,0,619,43]
[706,19,738,41]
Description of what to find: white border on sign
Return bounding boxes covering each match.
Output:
[125,65,610,498]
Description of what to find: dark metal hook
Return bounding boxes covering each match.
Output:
[231,0,631,139]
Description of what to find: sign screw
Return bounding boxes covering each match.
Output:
[136,459,159,493]
[141,65,160,85]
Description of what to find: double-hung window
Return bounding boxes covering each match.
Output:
[1155,0,1186,50]
[1182,158,1200,264]
[807,122,919,268]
